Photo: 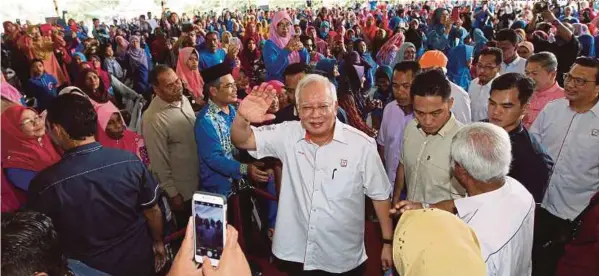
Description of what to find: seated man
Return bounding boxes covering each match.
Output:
[394,122,535,276]
[1,211,108,276]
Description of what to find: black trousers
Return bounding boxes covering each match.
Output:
[279,260,365,276]
[532,207,571,276]
[172,200,192,230]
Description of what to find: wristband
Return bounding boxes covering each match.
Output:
[382,238,393,245]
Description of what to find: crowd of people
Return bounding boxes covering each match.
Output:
[1,0,599,275]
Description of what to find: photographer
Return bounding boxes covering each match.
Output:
[526,4,580,86]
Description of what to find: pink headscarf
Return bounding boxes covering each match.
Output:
[176,47,204,100]
[376,32,405,65]
[266,80,284,94]
[268,11,300,64]
[1,75,23,104]
[94,101,141,157]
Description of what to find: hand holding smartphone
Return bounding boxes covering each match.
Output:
[193,192,227,266]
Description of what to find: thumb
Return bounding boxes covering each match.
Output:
[202,257,215,276]
[263,114,276,121]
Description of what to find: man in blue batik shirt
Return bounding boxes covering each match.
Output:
[195,63,267,196]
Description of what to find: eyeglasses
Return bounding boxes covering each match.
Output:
[476,63,498,71]
[563,73,595,86]
[299,103,333,115]
[20,115,43,127]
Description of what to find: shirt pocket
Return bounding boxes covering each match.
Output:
[322,167,359,200]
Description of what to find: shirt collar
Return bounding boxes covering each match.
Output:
[64,142,102,157]
[508,122,525,136]
[153,94,184,110]
[417,113,457,138]
[457,178,511,219]
[207,100,233,116]
[536,81,561,94]
[299,120,347,145]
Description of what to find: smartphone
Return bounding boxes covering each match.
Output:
[451,7,460,21]
[193,192,227,266]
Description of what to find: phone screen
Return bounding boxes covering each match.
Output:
[194,200,225,261]
[451,7,460,21]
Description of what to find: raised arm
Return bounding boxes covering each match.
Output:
[231,83,276,150]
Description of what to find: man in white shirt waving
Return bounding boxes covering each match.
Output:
[230,74,394,275]
[393,123,535,276]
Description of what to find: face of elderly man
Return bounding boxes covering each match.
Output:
[297,80,338,139]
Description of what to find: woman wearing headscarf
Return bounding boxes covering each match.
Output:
[243,22,263,45]
[1,105,61,194]
[371,28,388,59]
[574,23,596,57]
[88,55,112,95]
[263,10,309,81]
[1,74,24,113]
[427,8,455,53]
[447,43,474,91]
[517,41,535,59]
[405,19,425,56]
[393,209,486,276]
[337,60,377,137]
[221,31,233,54]
[76,68,113,105]
[17,25,68,86]
[450,25,469,48]
[94,101,147,164]
[176,47,205,104]
[390,42,417,68]
[114,35,129,61]
[3,21,29,84]
[376,32,405,66]
[306,26,328,55]
[368,65,393,129]
[68,52,87,83]
[126,35,150,98]
[473,28,489,58]
[239,37,263,86]
[360,14,379,44]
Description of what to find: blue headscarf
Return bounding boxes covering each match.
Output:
[473,28,488,57]
[579,34,596,57]
[510,20,527,30]
[315,58,339,88]
[447,44,474,91]
[73,52,87,63]
[320,21,331,40]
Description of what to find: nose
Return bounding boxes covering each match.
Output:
[423,115,434,126]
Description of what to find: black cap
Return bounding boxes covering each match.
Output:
[200,62,232,84]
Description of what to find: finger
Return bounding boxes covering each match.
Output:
[263,114,276,121]
[202,257,215,275]
[394,200,410,210]
[254,161,265,167]
[225,225,239,249]
[255,169,270,177]
[180,217,195,258]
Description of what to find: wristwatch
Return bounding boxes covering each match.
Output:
[382,238,393,245]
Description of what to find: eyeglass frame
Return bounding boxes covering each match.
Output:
[563,73,596,87]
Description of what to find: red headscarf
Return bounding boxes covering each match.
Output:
[243,22,262,45]
[1,105,61,172]
[94,102,142,157]
[76,68,111,104]
[88,56,111,90]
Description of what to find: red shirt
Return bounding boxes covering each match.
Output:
[522,81,565,129]
[557,192,599,276]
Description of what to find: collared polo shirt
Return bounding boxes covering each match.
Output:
[376,101,413,185]
[455,177,535,276]
[142,95,199,201]
[530,98,599,220]
[249,120,392,273]
[468,75,498,122]
[522,82,565,128]
[501,55,527,75]
[402,114,466,204]
[28,142,159,276]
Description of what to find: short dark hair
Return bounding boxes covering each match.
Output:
[30,59,44,68]
[205,31,218,38]
[495,29,519,45]
[46,94,97,140]
[150,64,173,86]
[490,73,535,105]
[1,211,69,276]
[92,18,99,22]
[284,63,311,78]
[527,52,558,72]
[573,57,599,83]
[410,69,451,101]
[479,47,503,66]
[393,61,421,76]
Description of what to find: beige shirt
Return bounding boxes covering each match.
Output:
[401,114,466,203]
[249,120,392,273]
[142,95,199,201]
